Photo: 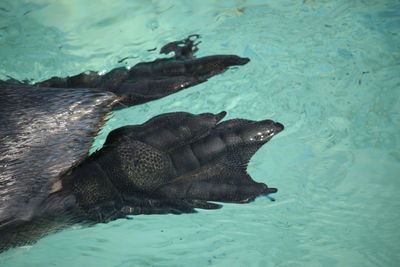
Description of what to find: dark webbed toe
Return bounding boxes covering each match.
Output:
[82,112,283,217]
[34,35,250,108]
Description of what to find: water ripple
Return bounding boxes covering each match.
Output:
[1,0,400,266]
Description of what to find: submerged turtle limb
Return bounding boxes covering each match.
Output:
[68,112,283,222]
[35,35,250,108]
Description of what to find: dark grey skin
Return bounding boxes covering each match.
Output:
[71,111,283,220]
[0,35,283,252]
[35,35,250,108]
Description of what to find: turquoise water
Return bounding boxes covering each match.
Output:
[1,0,399,266]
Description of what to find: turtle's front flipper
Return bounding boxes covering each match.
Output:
[36,35,250,108]
[71,112,283,219]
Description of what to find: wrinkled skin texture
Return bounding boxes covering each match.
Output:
[35,35,249,108]
[0,35,283,252]
[71,111,283,221]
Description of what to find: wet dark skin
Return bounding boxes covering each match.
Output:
[0,35,283,251]
[35,35,250,107]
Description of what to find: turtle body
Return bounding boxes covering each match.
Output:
[0,36,283,251]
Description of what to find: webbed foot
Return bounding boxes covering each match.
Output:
[36,35,250,108]
[83,111,283,216]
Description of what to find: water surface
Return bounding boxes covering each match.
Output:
[0,0,399,266]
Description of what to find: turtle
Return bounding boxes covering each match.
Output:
[0,35,284,252]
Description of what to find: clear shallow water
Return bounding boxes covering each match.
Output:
[1,0,399,266]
